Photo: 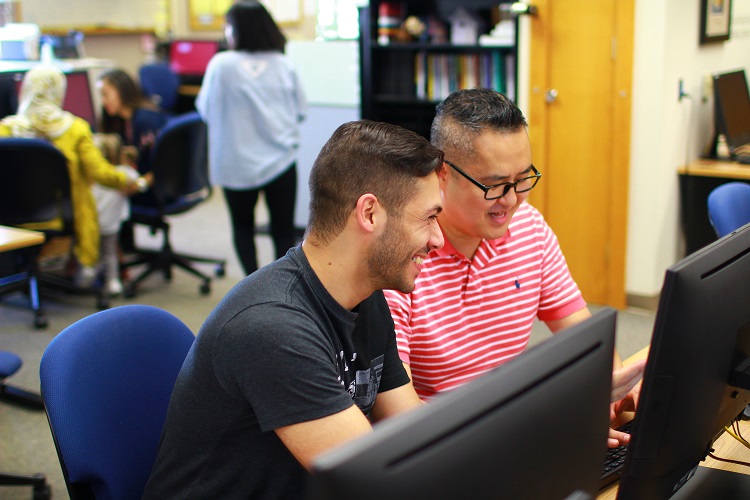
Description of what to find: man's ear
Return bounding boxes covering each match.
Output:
[355,193,383,234]
[437,161,449,182]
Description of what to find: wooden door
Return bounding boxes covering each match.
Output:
[527,0,633,308]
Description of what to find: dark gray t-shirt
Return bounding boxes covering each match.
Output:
[143,246,409,499]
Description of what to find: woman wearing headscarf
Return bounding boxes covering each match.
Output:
[0,65,148,285]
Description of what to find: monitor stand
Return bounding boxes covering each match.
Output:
[671,466,750,499]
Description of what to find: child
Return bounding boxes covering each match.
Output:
[92,133,140,295]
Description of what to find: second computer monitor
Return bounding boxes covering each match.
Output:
[617,222,750,499]
[307,308,618,500]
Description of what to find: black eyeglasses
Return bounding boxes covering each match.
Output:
[444,160,542,200]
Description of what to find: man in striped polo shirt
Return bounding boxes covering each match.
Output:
[384,88,644,449]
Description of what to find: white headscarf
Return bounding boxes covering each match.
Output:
[1,65,74,139]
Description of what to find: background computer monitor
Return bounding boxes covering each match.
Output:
[306,308,617,500]
[169,40,219,78]
[62,71,97,131]
[13,70,97,131]
[713,69,750,154]
[617,222,750,499]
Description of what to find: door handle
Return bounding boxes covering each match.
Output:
[545,89,558,103]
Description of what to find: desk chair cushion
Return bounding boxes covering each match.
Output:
[139,64,180,113]
[0,138,73,232]
[40,305,195,500]
[707,182,750,238]
[0,351,22,378]
[130,111,211,219]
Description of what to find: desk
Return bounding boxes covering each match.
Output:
[178,84,201,97]
[678,158,750,255]
[597,346,750,499]
[0,225,45,252]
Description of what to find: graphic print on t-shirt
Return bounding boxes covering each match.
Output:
[339,353,384,417]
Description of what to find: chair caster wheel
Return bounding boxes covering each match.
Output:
[215,265,226,277]
[124,284,136,298]
[200,282,210,295]
[33,484,51,500]
[34,314,48,329]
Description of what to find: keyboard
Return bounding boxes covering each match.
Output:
[599,420,633,490]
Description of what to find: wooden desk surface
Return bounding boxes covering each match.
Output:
[0,225,45,252]
[178,84,201,97]
[678,158,750,180]
[597,346,750,499]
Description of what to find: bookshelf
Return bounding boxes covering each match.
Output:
[358,0,518,139]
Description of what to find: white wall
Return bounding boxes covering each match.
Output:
[626,0,750,297]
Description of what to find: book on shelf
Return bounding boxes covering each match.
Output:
[413,51,514,102]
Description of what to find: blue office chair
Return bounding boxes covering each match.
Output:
[139,63,181,114]
[707,181,750,238]
[121,111,226,297]
[40,305,195,500]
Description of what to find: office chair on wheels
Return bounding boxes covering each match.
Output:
[139,63,181,115]
[0,351,52,499]
[121,111,225,297]
[0,138,109,329]
[707,181,750,238]
[40,305,195,500]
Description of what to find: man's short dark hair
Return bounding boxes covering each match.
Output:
[227,1,286,53]
[431,88,528,157]
[308,120,444,245]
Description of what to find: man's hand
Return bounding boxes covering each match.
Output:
[607,363,645,448]
[611,360,645,403]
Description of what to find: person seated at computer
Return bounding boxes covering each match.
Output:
[142,120,443,498]
[0,65,149,286]
[383,88,645,448]
[97,68,168,175]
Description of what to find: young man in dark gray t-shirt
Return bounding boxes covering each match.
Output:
[144,119,445,498]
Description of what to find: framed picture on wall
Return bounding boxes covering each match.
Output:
[700,0,732,45]
[188,0,302,31]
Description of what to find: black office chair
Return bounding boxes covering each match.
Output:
[122,112,225,297]
[139,63,181,115]
[0,138,109,328]
[0,350,52,499]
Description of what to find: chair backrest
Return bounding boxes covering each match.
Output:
[140,111,211,216]
[0,138,73,234]
[138,63,180,113]
[40,305,195,500]
[707,181,750,238]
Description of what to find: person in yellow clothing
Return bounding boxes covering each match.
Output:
[0,65,149,286]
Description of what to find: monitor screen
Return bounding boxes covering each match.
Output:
[713,69,750,153]
[306,308,617,500]
[169,40,219,77]
[63,71,97,131]
[13,70,96,131]
[617,223,750,499]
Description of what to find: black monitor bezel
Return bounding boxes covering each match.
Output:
[713,69,750,153]
[617,223,750,499]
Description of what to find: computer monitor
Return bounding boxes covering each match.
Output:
[62,71,97,131]
[306,308,617,500]
[617,222,750,499]
[713,69,750,154]
[169,40,219,78]
[13,70,97,131]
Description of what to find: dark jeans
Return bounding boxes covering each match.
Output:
[224,164,297,275]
